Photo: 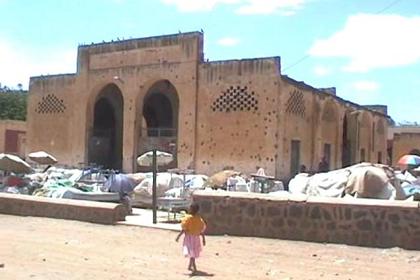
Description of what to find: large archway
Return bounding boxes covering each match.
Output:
[143,93,176,137]
[137,80,179,170]
[88,84,123,170]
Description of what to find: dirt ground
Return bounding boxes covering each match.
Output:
[1,214,419,280]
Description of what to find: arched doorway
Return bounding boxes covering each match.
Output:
[138,80,179,170]
[342,115,351,167]
[88,84,123,170]
[359,111,372,162]
[143,93,176,137]
[409,149,420,156]
[342,111,360,167]
[321,100,338,170]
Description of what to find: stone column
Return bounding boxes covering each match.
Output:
[122,94,136,173]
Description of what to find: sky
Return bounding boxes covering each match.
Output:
[0,0,419,123]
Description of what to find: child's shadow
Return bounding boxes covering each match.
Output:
[189,270,214,277]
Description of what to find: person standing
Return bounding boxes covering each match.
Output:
[318,156,329,173]
[175,203,206,273]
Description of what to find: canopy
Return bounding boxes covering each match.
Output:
[28,151,58,165]
[0,153,33,174]
[398,154,420,166]
[136,150,173,166]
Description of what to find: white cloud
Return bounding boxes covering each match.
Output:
[235,0,304,15]
[313,65,331,77]
[217,37,240,47]
[161,0,239,12]
[309,13,420,72]
[352,80,380,91]
[0,40,76,89]
[161,0,305,14]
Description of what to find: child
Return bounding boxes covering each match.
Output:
[175,202,206,273]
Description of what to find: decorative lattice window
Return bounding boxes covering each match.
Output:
[35,94,66,114]
[376,119,385,135]
[322,101,336,122]
[286,90,305,117]
[211,86,258,112]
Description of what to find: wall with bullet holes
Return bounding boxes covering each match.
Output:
[26,32,388,176]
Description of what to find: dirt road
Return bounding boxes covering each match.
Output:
[0,214,419,279]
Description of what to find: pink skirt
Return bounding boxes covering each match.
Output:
[182,234,202,258]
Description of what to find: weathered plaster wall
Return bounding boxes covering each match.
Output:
[358,111,373,162]
[27,32,389,176]
[371,116,388,164]
[279,76,388,176]
[194,191,420,250]
[279,79,319,176]
[392,133,420,166]
[27,75,76,165]
[78,32,203,172]
[316,98,340,169]
[28,32,203,172]
[196,58,281,176]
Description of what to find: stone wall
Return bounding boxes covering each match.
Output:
[0,193,126,224]
[194,191,420,250]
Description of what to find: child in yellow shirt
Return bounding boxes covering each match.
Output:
[175,202,206,273]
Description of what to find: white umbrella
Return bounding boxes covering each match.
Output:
[137,150,173,166]
[0,153,33,174]
[28,151,58,165]
[136,149,173,224]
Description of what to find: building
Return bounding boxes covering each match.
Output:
[388,125,420,166]
[27,32,389,179]
[0,120,26,158]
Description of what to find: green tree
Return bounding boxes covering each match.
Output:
[0,86,28,121]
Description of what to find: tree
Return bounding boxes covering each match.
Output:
[0,85,28,121]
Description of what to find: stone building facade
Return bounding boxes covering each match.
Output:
[388,126,420,166]
[0,120,26,158]
[27,32,389,179]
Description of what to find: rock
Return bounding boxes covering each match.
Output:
[215,252,219,256]
[42,258,46,262]
[0,263,4,268]
[312,254,317,257]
